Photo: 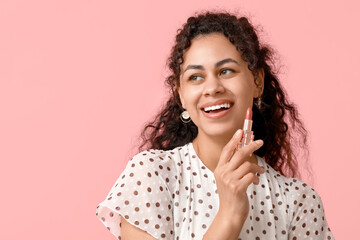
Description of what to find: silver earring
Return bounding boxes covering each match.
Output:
[256,96,262,109]
[180,110,191,123]
[255,87,263,109]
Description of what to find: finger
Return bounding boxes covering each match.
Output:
[228,139,264,170]
[217,129,243,166]
[237,172,260,192]
[232,161,265,180]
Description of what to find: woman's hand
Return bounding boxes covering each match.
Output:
[213,129,265,227]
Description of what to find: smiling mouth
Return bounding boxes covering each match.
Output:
[201,103,233,113]
[203,108,228,113]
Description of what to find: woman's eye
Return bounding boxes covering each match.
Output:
[220,69,233,75]
[189,75,203,81]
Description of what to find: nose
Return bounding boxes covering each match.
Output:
[203,74,225,96]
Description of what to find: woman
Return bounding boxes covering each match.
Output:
[96,11,334,240]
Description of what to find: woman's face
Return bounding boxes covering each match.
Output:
[177,33,263,139]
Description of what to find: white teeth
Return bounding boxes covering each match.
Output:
[204,103,231,112]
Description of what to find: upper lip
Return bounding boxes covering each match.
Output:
[200,99,234,110]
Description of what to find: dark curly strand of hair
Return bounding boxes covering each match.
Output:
[138,10,308,178]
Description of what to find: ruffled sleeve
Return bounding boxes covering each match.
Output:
[287,179,334,239]
[96,150,176,240]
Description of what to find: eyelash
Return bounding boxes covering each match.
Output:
[188,69,234,81]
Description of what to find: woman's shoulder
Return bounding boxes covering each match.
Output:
[257,155,314,193]
[95,146,190,240]
[257,155,326,216]
[129,143,190,170]
[256,156,334,238]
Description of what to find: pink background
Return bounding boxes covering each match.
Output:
[1,0,358,239]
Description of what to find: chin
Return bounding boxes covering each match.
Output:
[203,127,238,139]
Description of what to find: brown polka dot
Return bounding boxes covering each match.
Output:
[135,207,139,212]
[155,224,160,229]
[144,219,149,224]
[124,200,129,205]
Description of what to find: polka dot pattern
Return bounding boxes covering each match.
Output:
[96,142,334,240]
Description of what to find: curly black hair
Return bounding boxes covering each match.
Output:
[137,10,308,178]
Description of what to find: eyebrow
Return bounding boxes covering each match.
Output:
[181,58,239,75]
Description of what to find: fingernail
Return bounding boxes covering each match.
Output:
[256,140,264,145]
[235,129,241,138]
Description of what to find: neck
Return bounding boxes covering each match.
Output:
[192,131,258,172]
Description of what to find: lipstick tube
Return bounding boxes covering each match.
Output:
[242,107,254,147]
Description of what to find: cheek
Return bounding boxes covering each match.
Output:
[182,88,202,107]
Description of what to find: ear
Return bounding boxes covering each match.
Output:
[177,85,186,109]
[253,68,265,98]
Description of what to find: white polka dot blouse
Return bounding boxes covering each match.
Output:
[96,142,334,240]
